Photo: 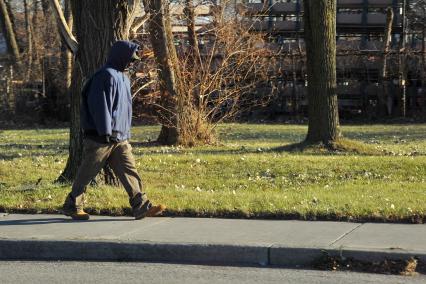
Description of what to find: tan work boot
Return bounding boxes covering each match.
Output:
[63,207,90,221]
[70,209,90,220]
[134,204,166,220]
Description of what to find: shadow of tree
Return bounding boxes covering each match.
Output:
[0,143,68,160]
[0,217,133,226]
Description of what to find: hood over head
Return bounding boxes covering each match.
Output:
[106,40,139,72]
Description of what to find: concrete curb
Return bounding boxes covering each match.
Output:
[270,246,426,266]
[0,239,424,266]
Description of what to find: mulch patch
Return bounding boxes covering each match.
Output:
[313,253,425,276]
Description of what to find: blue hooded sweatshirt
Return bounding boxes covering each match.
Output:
[81,40,139,141]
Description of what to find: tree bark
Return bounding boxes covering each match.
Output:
[130,10,150,38]
[185,0,200,65]
[30,0,41,74]
[422,27,425,68]
[398,2,407,118]
[58,0,138,182]
[24,0,33,81]
[63,0,73,89]
[304,0,340,144]
[48,0,77,53]
[143,0,183,145]
[0,0,20,61]
[380,8,394,116]
[185,0,204,130]
[4,0,20,52]
[4,0,15,30]
[291,50,298,115]
[381,8,393,86]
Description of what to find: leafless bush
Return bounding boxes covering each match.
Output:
[134,0,274,146]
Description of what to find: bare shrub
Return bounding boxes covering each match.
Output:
[135,0,273,146]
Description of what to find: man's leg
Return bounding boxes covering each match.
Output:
[108,141,165,219]
[63,139,111,216]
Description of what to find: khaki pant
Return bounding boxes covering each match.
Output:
[65,138,148,211]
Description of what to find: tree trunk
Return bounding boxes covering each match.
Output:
[291,50,298,115]
[0,0,20,61]
[398,0,408,117]
[129,5,149,38]
[58,0,137,182]
[31,0,41,76]
[59,64,83,182]
[185,0,205,132]
[380,8,393,116]
[185,0,200,65]
[62,0,73,89]
[4,0,20,52]
[304,0,340,144]
[143,0,182,145]
[4,0,15,29]
[422,26,425,68]
[24,0,33,81]
[41,0,56,117]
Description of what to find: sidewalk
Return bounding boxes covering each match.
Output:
[0,213,425,266]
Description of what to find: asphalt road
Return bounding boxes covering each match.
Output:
[1,261,425,284]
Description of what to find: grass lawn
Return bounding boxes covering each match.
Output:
[0,123,425,223]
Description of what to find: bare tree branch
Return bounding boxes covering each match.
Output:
[131,12,150,35]
[0,0,20,61]
[48,0,78,53]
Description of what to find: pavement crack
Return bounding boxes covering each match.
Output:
[329,223,363,247]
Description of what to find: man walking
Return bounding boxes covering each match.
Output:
[62,40,165,220]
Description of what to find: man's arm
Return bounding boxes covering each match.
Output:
[87,71,115,139]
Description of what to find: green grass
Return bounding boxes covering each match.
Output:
[0,123,425,222]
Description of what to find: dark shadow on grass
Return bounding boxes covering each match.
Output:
[129,145,383,156]
[0,143,68,160]
[218,133,304,142]
[0,143,67,150]
[142,148,268,155]
[271,139,384,156]
[131,141,271,156]
[345,131,426,142]
[272,141,308,153]
[0,152,63,161]
[0,217,133,226]
[131,141,162,148]
[130,136,388,156]
[147,139,384,156]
